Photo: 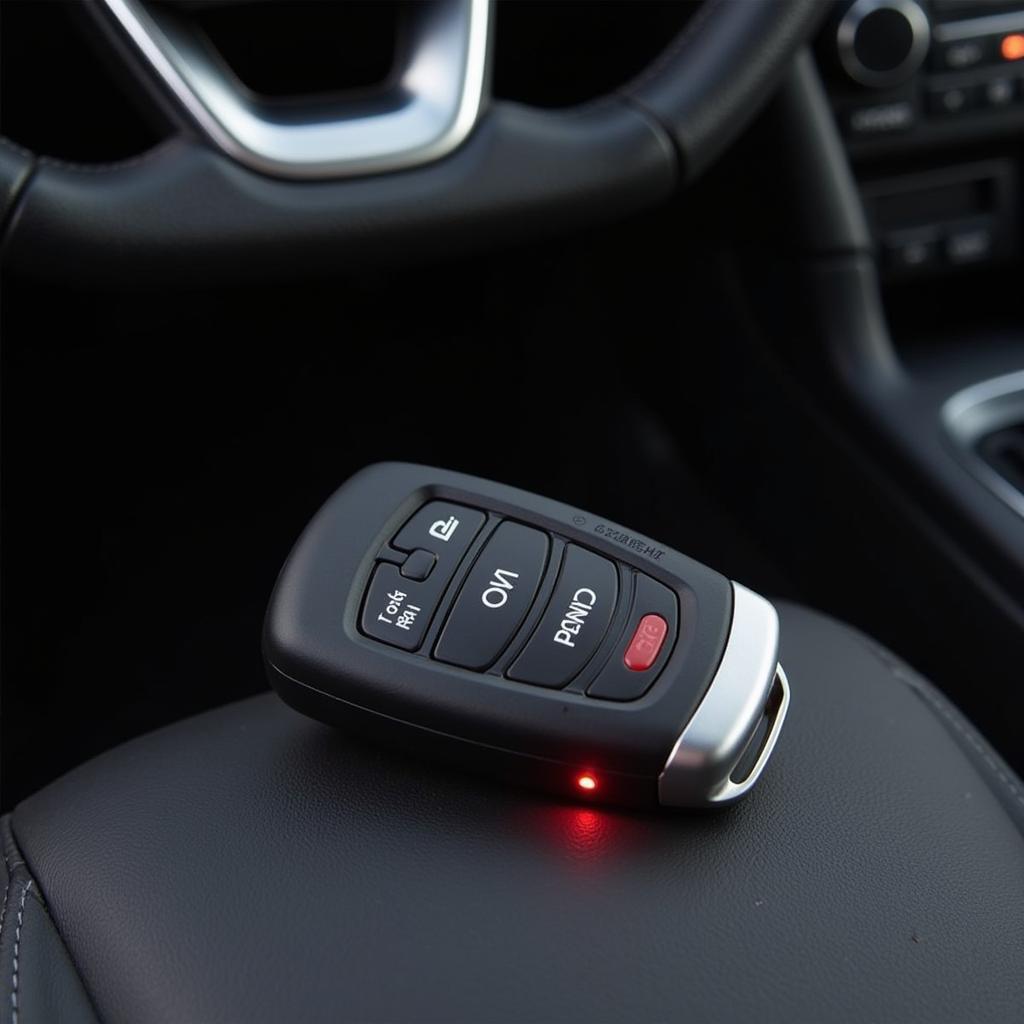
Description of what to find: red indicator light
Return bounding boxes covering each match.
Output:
[623,614,668,671]
[1002,34,1024,61]
[576,773,598,792]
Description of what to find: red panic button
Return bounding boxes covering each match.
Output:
[623,614,668,671]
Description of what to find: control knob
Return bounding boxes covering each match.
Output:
[837,0,931,88]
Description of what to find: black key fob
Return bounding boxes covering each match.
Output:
[264,463,789,808]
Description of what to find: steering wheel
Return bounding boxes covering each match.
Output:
[0,0,823,283]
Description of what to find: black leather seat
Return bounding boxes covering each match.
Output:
[2,602,1023,1024]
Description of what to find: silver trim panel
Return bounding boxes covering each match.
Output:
[942,369,1024,519]
[934,11,1024,43]
[98,0,491,180]
[658,582,788,807]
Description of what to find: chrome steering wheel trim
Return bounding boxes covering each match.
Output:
[97,0,491,180]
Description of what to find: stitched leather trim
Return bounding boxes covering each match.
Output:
[0,819,100,1024]
[861,639,1024,833]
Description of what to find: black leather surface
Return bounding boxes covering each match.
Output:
[2,1,823,282]
[0,137,34,239]
[0,822,97,1024]
[2,101,674,285]
[624,0,826,182]
[11,603,1024,1023]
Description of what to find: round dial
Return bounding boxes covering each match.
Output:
[837,0,931,89]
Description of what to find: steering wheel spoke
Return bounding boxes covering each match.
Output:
[94,0,491,179]
[0,0,825,281]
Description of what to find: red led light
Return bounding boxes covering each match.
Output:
[1002,33,1024,61]
[576,773,598,792]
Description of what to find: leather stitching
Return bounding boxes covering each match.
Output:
[0,879,10,955]
[10,881,32,1024]
[909,682,1024,810]
[0,854,23,952]
[1,820,103,1024]
[866,641,1024,812]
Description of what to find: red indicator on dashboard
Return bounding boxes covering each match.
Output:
[623,614,668,672]
[576,773,598,792]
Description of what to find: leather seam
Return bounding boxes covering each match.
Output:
[0,854,26,953]
[615,94,682,181]
[910,683,1024,810]
[10,881,33,1024]
[0,878,10,957]
[3,821,103,1024]
[863,641,1024,814]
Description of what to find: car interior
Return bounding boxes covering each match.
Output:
[1,1,1023,1021]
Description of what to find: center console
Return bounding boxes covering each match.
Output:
[820,0,1024,277]
[803,3,1024,559]
[743,15,1024,759]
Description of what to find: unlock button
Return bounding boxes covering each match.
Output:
[434,521,549,670]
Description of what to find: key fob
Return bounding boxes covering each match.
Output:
[264,463,789,809]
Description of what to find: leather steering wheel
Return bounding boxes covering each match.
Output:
[0,0,823,283]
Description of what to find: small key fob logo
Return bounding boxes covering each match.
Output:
[429,515,459,542]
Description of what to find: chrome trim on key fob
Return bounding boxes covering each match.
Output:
[659,583,789,807]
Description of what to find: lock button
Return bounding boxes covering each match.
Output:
[392,501,485,577]
[434,521,550,670]
[360,501,486,651]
